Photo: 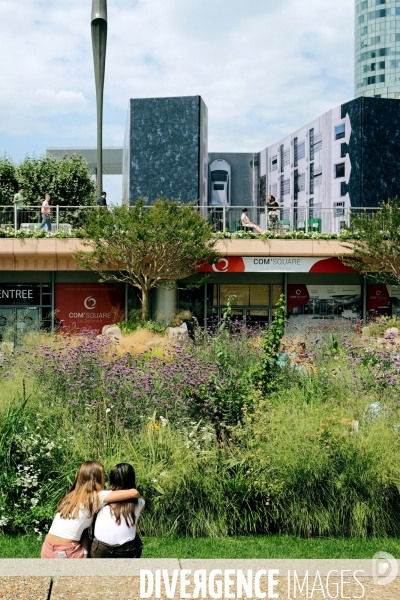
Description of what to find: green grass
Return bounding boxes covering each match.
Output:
[2,535,400,559]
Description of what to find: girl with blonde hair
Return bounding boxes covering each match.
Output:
[41,461,139,559]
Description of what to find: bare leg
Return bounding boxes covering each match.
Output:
[80,529,90,557]
[253,224,264,234]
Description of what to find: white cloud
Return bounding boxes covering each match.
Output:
[0,0,354,153]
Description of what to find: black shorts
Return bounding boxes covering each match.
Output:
[91,535,143,558]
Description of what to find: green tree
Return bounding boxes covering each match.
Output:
[0,155,18,204]
[74,198,220,320]
[341,200,400,283]
[16,154,95,207]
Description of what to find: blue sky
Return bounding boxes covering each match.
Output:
[0,0,354,203]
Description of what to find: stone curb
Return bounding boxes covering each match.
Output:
[0,558,392,576]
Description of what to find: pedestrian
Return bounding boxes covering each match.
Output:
[266,195,279,229]
[12,187,26,230]
[97,191,107,206]
[40,194,52,232]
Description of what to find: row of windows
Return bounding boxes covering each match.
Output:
[357,74,386,85]
[358,47,391,61]
[271,161,346,201]
[359,33,400,48]
[269,126,345,175]
[358,23,400,37]
[357,0,386,13]
[358,7,400,23]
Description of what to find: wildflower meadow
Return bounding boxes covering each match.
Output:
[1,309,400,543]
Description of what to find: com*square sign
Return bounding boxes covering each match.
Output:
[55,283,125,333]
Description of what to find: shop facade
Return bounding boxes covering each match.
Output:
[0,239,396,342]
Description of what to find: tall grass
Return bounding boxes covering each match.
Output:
[1,323,400,538]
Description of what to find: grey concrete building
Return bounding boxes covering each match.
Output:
[122,96,208,205]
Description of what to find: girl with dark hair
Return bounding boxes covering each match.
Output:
[91,463,145,558]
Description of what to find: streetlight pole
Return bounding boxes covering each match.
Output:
[91,0,107,199]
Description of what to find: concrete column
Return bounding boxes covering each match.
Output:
[153,287,177,324]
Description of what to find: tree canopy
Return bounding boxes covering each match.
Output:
[341,200,400,283]
[0,153,95,207]
[0,155,18,205]
[74,198,220,320]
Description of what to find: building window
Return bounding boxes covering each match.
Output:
[271,155,277,171]
[309,129,314,161]
[280,145,285,173]
[259,175,266,204]
[298,173,305,192]
[283,149,290,167]
[313,132,322,154]
[294,137,298,167]
[378,74,385,83]
[396,7,400,15]
[335,123,345,140]
[341,143,348,158]
[335,163,345,179]
[310,163,314,194]
[294,169,298,201]
[314,166,322,187]
[361,0,368,8]
[297,141,305,160]
[334,201,345,216]
[280,174,290,197]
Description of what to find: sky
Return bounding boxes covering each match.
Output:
[0,0,354,203]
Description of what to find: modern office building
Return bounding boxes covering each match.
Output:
[122,96,208,205]
[260,96,400,233]
[355,0,400,98]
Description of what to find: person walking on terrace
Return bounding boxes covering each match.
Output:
[97,191,107,206]
[241,208,264,234]
[12,187,26,230]
[40,194,52,231]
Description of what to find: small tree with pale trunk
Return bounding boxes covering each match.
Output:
[341,200,400,284]
[74,198,220,320]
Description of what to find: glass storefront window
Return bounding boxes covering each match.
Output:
[272,284,284,305]
[220,284,249,306]
[249,285,270,306]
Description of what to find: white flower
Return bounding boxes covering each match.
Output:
[151,478,158,483]
[106,408,111,413]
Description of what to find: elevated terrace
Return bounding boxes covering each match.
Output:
[0,238,352,271]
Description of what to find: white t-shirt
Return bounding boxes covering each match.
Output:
[48,490,112,541]
[94,497,145,546]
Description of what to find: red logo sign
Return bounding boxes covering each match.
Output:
[287,285,310,310]
[367,285,390,314]
[198,257,245,273]
[55,284,125,333]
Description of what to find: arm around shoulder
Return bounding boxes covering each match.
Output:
[104,488,140,503]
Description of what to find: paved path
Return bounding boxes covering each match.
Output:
[1,559,400,599]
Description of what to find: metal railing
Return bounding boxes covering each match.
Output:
[199,205,384,235]
[0,204,385,235]
[0,205,95,232]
